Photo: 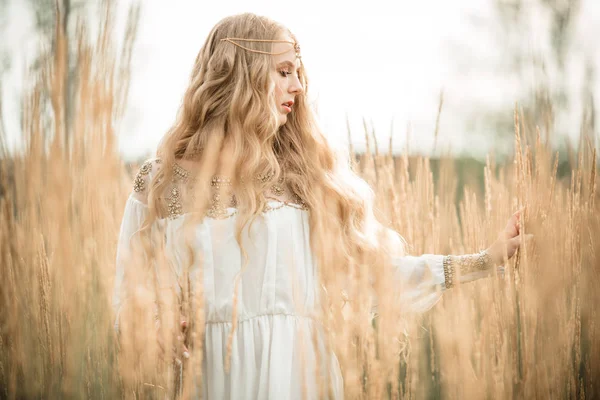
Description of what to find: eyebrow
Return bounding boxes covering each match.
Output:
[276,60,300,70]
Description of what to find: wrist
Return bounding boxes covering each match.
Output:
[442,250,496,290]
[485,243,503,267]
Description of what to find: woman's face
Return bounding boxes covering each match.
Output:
[270,34,304,127]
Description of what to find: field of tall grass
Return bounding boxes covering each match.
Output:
[1,5,598,399]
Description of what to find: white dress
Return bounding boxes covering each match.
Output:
[113,160,498,399]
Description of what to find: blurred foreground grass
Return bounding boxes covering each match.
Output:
[0,4,599,399]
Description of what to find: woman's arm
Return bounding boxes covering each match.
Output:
[388,209,526,312]
[113,159,160,333]
[389,252,501,312]
[113,194,149,333]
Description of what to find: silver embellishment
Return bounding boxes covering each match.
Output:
[443,250,492,289]
[173,163,191,182]
[160,163,309,219]
[133,161,153,192]
[167,187,183,219]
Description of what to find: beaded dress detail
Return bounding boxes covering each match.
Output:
[131,158,307,220]
[115,158,502,399]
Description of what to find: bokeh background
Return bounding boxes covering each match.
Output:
[2,0,599,160]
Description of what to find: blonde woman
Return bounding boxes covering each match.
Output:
[113,13,525,399]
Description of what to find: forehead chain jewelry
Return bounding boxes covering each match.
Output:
[220,37,301,59]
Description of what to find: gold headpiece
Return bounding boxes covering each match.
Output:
[220,38,301,59]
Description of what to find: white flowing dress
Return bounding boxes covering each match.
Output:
[112,161,498,399]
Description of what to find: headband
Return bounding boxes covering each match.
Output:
[220,38,301,59]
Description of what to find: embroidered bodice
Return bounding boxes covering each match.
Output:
[113,158,502,399]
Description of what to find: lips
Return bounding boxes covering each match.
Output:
[281,100,294,113]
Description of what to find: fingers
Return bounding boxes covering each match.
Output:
[175,334,190,362]
[509,235,520,247]
[509,233,534,249]
[179,319,190,360]
[504,207,525,238]
[512,233,533,243]
[156,319,191,363]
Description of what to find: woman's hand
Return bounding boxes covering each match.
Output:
[486,208,533,266]
[156,318,190,364]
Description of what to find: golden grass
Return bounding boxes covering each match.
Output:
[1,5,599,399]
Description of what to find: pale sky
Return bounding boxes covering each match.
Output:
[3,0,599,160]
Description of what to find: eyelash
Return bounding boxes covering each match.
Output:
[279,70,301,79]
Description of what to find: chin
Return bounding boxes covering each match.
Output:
[278,116,288,127]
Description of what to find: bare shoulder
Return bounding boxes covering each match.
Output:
[131,158,163,204]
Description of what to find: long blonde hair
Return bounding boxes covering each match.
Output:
[145,12,407,389]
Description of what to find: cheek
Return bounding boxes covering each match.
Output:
[274,81,284,101]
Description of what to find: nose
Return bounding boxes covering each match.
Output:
[288,74,304,95]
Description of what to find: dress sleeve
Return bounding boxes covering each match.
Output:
[112,194,149,333]
[112,194,147,331]
[113,158,162,333]
[386,229,503,313]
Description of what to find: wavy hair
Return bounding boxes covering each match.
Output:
[143,12,407,385]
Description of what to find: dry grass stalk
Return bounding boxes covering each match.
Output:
[0,5,599,399]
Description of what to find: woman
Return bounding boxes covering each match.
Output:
[113,13,524,399]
